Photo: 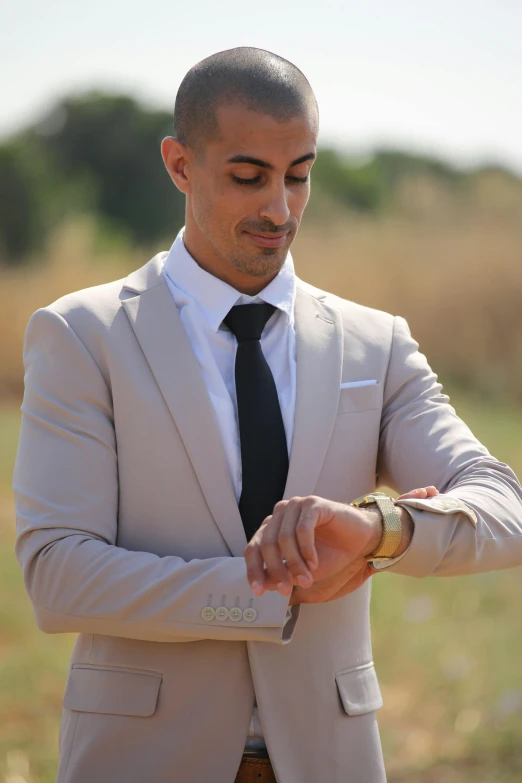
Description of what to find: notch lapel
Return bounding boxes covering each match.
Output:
[285,284,343,500]
[122,264,247,556]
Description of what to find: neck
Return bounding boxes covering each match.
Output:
[182,221,280,297]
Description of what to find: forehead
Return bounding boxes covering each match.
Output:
[209,102,318,166]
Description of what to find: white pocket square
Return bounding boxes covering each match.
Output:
[340,380,378,389]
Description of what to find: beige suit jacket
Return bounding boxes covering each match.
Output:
[14,252,522,783]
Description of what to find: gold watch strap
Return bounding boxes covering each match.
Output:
[351,493,402,561]
[367,496,402,560]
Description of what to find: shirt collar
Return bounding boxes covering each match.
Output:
[162,227,296,332]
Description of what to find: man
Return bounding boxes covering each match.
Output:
[13,47,522,783]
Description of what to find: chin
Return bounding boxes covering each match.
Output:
[230,251,286,279]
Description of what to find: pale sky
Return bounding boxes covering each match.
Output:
[2,0,522,171]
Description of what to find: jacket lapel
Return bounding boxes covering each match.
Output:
[121,257,247,556]
[284,283,343,500]
[120,259,343,550]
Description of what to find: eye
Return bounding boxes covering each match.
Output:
[232,175,261,186]
[286,175,309,184]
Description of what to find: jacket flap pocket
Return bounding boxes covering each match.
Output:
[63,664,162,717]
[335,662,383,715]
[338,384,382,414]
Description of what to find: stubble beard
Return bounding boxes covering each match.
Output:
[227,246,288,278]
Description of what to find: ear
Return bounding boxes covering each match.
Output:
[161,136,192,195]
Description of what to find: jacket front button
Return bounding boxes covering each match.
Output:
[201,607,215,621]
[243,608,257,622]
[229,607,243,621]
[215,606,229,621]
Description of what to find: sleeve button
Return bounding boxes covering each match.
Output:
[215,606,229,621]
[229,607,243,621]
[201,606,215,621]
[243,608,258,622]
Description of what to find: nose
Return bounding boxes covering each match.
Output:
[259,179,291,226]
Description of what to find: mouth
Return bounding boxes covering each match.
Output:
[244,231,290,249]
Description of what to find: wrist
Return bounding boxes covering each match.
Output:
[392,506,414,557]
[361,506,384,557]
[361,503,414,560]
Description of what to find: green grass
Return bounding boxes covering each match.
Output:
[374,385,522,781]
[0,404,21,489]
[1,387,522,782]
[0,405,74,783]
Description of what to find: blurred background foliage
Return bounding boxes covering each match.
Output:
[2,90,519,263]
[1,91,522,783]
[2,91,522,405]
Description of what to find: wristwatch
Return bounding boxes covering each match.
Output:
[351,492,402,561]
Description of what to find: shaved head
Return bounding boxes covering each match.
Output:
[161,47,318,294]
[173,47,318,154]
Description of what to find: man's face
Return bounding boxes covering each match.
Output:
[186,102,318,279]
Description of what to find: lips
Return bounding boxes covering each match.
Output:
[245,232,289,248]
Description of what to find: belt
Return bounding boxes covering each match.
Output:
[242,748,270,759]
[235,750,276,783]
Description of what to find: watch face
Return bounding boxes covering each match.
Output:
[352,492,386,507]
[351,494,371,507]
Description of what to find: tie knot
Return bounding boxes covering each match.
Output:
[224,303,276,343]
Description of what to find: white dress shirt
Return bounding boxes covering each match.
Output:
[162,227,406,748]
[163,228,296,749]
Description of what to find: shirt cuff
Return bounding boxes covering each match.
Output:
[371,548,410,570]
[394,495,477,522]
[370,495,477,570]
[282,603,300,643]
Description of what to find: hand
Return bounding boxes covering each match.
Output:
[289,485,439,605]
[244,485,438,603]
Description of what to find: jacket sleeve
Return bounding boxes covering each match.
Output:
[13,307,295,644]
[377,316,522,578]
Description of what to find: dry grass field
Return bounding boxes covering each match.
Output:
[3,172,522,403]
[1,204,522,782]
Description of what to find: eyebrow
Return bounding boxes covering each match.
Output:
[226,152,316,170]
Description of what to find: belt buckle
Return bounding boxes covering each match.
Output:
[242,747,270,760]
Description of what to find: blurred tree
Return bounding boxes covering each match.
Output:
[1,90,521,267]
[308,147,463,218]
[0,92,185,265]
[36,92,185,244]
[310,149,384,213]
[0,135,92,265]
[373,148,461,185]
[0,139,45,263]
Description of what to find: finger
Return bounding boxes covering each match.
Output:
[263,573,280,591]
[259,502,293,595]
[398,486,440,500]
[244,516,280,595]
[245,533,270,596]
[278,502,314,588]
[245,500,289,593]
[398,487,430,499]
[398,487,425,499]
[294,497,321,572]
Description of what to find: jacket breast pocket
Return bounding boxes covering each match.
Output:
[338,384,382,415]
[335,662,383,715]
[63,664,162,717]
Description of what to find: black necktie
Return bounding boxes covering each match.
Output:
[224,303,289,541]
